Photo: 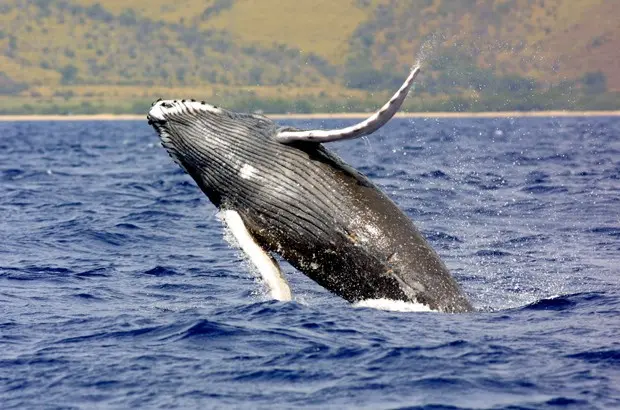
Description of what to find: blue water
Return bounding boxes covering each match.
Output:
[1,117,619,409]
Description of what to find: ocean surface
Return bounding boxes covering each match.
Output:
[1,116,619,409]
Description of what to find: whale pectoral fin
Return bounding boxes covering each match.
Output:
[275,65,421,144]
[221,210,292,302]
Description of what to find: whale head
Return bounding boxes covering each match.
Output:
[147,98,280,206]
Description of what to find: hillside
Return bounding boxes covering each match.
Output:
[0,0,618,114]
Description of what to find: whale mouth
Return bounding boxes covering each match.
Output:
[147,98,165,126]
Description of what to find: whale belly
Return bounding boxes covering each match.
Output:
[230,144,472,313]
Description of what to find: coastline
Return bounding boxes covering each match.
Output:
[0,111,619,121]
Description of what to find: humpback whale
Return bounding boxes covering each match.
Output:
[147,66,473,313]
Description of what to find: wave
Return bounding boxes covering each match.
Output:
[353,298,434,312]
[520,292,607,311]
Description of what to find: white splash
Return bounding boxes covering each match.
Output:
[415,32,444,68]
[353,298,435,312]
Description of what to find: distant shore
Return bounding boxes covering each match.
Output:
[1,111,619,121]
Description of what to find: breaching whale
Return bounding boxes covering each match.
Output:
[147,66,473,313]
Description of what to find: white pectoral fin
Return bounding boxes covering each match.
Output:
[221,210,292,301]
[275,65,421,143]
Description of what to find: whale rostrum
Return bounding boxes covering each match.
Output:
[147,65,473,313]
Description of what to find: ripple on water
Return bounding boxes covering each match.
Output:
[0,118,619,409]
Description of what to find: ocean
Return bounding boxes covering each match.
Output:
[1,117,619,409]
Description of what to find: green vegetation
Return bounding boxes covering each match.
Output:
[0,0,619,114]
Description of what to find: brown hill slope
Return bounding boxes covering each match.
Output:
[0,0,618,113]
[347,0,620,91]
